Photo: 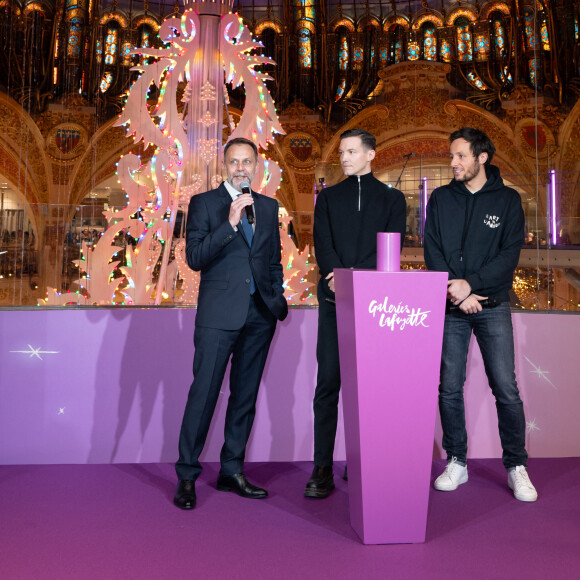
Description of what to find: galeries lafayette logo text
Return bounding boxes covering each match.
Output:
[369,297,431,331]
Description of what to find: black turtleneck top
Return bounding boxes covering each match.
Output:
[314,172,406,292]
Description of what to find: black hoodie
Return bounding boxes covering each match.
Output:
[314,172,406,296]
[424,164,524,303]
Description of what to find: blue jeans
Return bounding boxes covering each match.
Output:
[439,302,528,470]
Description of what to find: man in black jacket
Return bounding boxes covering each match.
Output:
[305,128,406,498]
[424,127,537,502]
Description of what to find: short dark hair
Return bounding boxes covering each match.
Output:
[450,127,495,165]
[224,137,259,161]
[339,128,376,151]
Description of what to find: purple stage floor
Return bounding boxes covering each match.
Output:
[1,459,579,579]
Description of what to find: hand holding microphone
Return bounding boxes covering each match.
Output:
[228,181,255,228]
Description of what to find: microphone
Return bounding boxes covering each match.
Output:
[239,180,255,224]
[403,152,415,159]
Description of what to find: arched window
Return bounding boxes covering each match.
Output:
[363,23,379,70]
[540,17,550,51]
[298,26,312,68]
[407,36,420,61]
[68,17,83,57]
[522,8,540,87]
[259,27,277,61]
[422,22,437,61]
[135,23,154,66]
[133,16,161,67]
[488,10,511,83]
[379,45,388,68]
[456,16,473,62]
[104,23,119,66]
[332,21,352,102]
[23,3,49,82]
[294,1,315,69]
[96,15,127,93]
[523,8,539,51]
[256,25,278,94]
[65,0,87,58]
[353,17,379,72]
[439,32,455,63]
[121,41,132,67]
[140,26,151,49]
[490,12,508,59]
[336,26,349,71]
[389,25,405,64]
[24,3,46,22]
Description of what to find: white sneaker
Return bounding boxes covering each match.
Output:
[508,466,538,502]
[434,457,468,491]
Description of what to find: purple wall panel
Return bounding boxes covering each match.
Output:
[0,309,578,465]
[0,309,325,465]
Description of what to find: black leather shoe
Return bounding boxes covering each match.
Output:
[174,480,196,510]
[304,466,335,498]
[217,473,268,499]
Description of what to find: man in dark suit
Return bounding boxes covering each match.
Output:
[174,137,288,510]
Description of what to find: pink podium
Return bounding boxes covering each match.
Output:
[334,268,448,544]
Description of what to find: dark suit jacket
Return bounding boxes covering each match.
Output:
[186,183,288,330]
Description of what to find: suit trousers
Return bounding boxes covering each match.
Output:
[176,291,277,481]
[313,283,341,467]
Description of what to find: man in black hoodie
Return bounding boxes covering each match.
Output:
[424,127,537,502]
[305,128,406,498]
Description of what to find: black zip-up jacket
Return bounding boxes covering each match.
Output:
[424,164,524,303]
[314,172,406,297]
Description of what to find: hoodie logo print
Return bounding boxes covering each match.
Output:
[484,214,500,229]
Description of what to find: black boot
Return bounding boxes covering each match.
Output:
[304,466,335,498]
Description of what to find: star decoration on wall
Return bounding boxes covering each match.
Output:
[199,110,216,127]
[524,356,556,389]
[9,345,60,360]
[526,418,541,433]
[58,407,66,415]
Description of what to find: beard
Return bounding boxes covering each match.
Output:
[455,160,482,183]
[227,173,251,191]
